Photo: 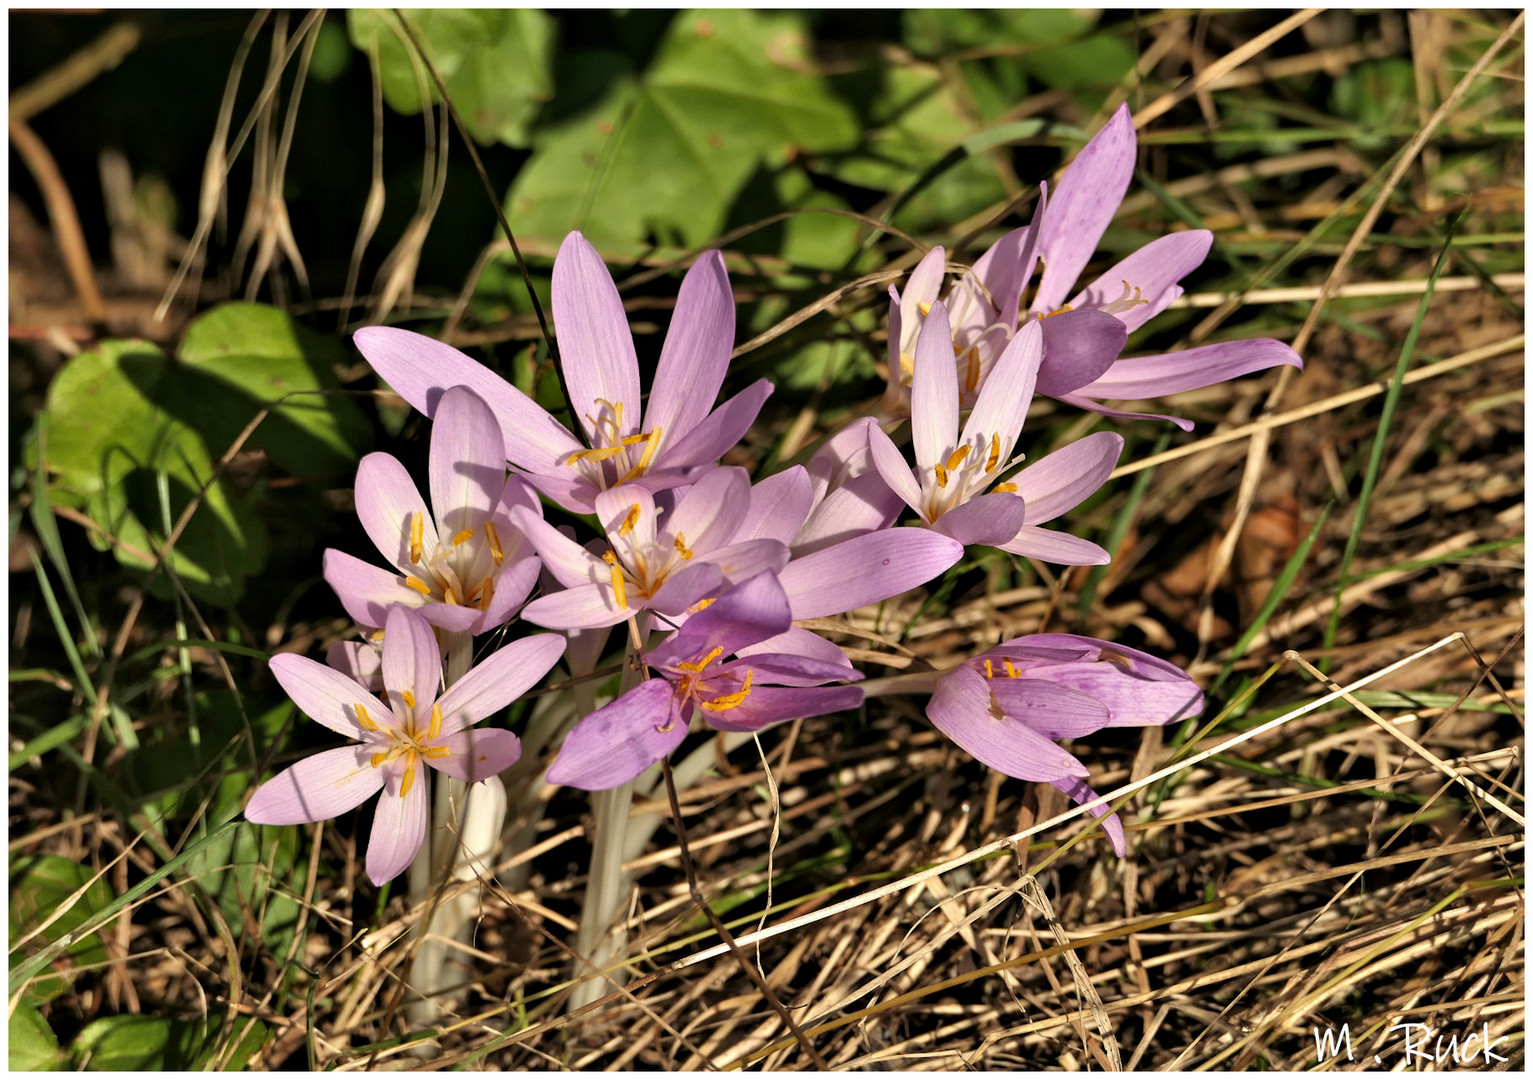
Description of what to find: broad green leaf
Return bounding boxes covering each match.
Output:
[1024,33,1136,92]
[508,10,859,248]
[71,1012,269,1071]
[347,9,554,147]
[901,9,1100,52]
[176,302,372,477]
[8,856,115,1006]
[9,1004,62,1071]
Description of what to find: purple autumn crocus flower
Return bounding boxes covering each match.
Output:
[514,466,789,630]
[926,633,1203,855]
[323,385,541,636]
[352,232,772,514]
[867,302,1125,565]
[547,572,863,790]
[245,604,566,884]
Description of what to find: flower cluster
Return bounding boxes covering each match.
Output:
[247,104,1300,878]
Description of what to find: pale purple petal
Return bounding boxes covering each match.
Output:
[480,552,540,628]
[1033,103,1136,313]
[523,582,634,630]
[553,231,640,437]
[435,633,567,737]
[736,466,814,546]
[323,548,429,631]
[653,379,774,472]
[1072,230,1212,332]
[647,571,790,671]
[910,302,958,473]
[894,246,947,364]
[546,679,687,790]
[886,284,904,374]
[646,250,734,441]
[931,491,1026,547]
[986,678,1112,738]
[1074,338,1304,400]
[664,466,749,554]
[779,529,964,620]
[352,326,582,474]
[968,225,1029,331]
[1036,308,1128,397]
[326,641,383,690]
[270,653,387,741]
[704,685,865,733]
[245,745,383,825]
[713,652,861,687]
[866,423,924,515]
[926,666,1090,781]
[594,480,659,550]
[1010,432,1122,525]
[648,560,727,615]
[409,602,483,634]
[702,538,791,586]
[354,452,435,573]
[736,627,856,676]
[793,472,905,557]
[511,507,603,588]
[1048,776,1127,857]
[998,526,1111,566]
[429,386,506,537]
[960,319,1041,450]
[382,604,442,715]
[366,765,430,885]
[522,470,602,516]
[428,727,523,782]
[806,416,881,503]
[1054,393,1196,432]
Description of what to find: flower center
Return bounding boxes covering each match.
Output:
[561,397,664,489]
[669,644,755,724]
[599,502,695,611]
[923,433,1017,522]
[402,512,502,612]
[360,693,451,798]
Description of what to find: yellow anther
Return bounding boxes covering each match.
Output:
[451,528,475,547]
[602,550,629,609]
[1039,304,1075,320]
[676,646,724,674]
[986,434,1001,472]
[687,597,717,614]
[478,576,494,612]
[564,444,629,465]
[918,302,933,317]
[428,703,443,741]
[401,689,416,710]
[405,576,433,596]
[984,659,994,679]
[618,426,663,484]
[700,669,754,712]
[934,464,949,488]
[898,352,915,376]
[618,503,642,537]
[355,703,379,731]
[371,751,389,769]
[369,628,386,643]
[965,346,981,394]
[673,533,694,561]
[483,521,503,565]
[398,755,418,799]
[425,745,451,759]
[993,482,1018,493]
[443,585,458,606]
[1003,658,1020,678]
[944,445,972,472]
[409,512,424,565]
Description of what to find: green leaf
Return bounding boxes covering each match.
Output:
[347,9,555,147]
[8,856,115,1006]
[508,10,859,249]
[902,9,1100,52]
[175,302,372,477]
[71,1012,269,1071]
[10,1004,62,1071]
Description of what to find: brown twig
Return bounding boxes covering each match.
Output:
[9,114,107,322]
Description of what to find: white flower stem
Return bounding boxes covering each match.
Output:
[858,669,941,699]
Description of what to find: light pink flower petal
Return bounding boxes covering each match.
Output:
[807,416,882,504]
[546,678,687,790]
[411,602,484,634]
[382,604,442,715]
[480,553,541,628]
[521,470,602,516]
[1010,431,1123,524]
[791,472,905,556]
[1033,104,1136,313]
[1074,338,1304,400]
[326,641,383,690]
[971,182,1046,329]
[702,538,790,587]
[736,626,856,677]
[1048,776,1127,857]
[366,765,430,885]
[552,231,641,438]
[898,246,948,360]
[987,677,1112,738]
[510,506,603,588]
[323,548,428,630]
[648,561,727,616]
[1054,393,1196,432]
[352,326,582,474]
[646,570,791,670]
[735,466,814,546]
[664,466,748,554]
[354,452,436,573]
[522,582,634,630]
[646,250,734,441]
[704,685,865,733]
[594,483,659,551]
[270,653,387,741]
[711,651,860,688]
[245,745,384,825]
[428,727,522,782]
[910,302,958,473]
[998,526,1111,566]
[926,666,1090,782]
[961,318,1041,449]
[1036,308,1128,398]
[435,633,567,737]
[653,379,774,471]
[1072,230,1212,332]
[429,386,506,536]
[779,529,964,620]
[866,423,924,515]
[931,491,1026,547]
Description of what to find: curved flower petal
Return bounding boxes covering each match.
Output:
[429,386,506,538]
[653,379,774,472]
[704,538,791,586]
[366,765,430,885]
[354,453,435,573]
[1036,308,1128,398]
[323,548,429,630]
[1009,431,1123,525]
[736,627,856,676]
[647,571,791,671]
[931,491,1026,547]
[779,529,964,620]
[998,526,1111,566]
[510,507,603,588]
[893,246,947,364]
[436,633,567,737]
[1053,392,1196,432]
[523,582,635,630]
[646,250,734,442]
[911,302,958,473]
[326,640,383,690]
[664,466,748,554]
[352,326,582,473]
[428,727,523,782]
[866,423,924,515]
[961,318,1041,450]
[712,651,861,687]
[1075,338,1304,400]
[1072,230,1212,333]
[968,224,1030,331]
[381,604,442,716]
[546,678,687,790]
[552,231,641,438]
[1048,776,1127,857]
[792,472,904,557]
[986,678,1111,738]
[736,466,814,546]
[270,653,387,741]
[926,666,1090,781]
[1033,103,1136,313]
[480,552,541,629]
[648,560,727,615]
[245,745,384,825]
[704,684,865,732]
